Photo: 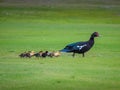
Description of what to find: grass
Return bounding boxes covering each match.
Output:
[0,6,120,24]
[0,2,120,90]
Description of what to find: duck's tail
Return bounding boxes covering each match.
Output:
[59,49,71,52]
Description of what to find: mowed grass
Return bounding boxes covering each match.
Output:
[0,5,120,24]
[0,5,120,90]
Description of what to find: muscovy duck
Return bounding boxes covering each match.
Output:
[60,32,99,57]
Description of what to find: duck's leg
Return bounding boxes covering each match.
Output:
[82,53,85,57]
[72,52,75,57]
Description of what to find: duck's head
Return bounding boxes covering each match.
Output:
[92,32,99,37]
[45,51,48,53]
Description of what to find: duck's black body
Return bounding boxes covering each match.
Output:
[60,32,99,57]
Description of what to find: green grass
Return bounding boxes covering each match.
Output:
[0,6,120,24]
[0,4,120,90]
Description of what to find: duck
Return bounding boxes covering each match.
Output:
[41,51,48,58]
[47,51,61,57]
[19,52,27,58]
[34,51,43,57]
[60,32,99,57]
[19,51,35,58]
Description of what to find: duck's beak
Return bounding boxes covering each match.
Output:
[98,34,102,37]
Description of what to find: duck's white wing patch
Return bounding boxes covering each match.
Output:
[77,44,87,50]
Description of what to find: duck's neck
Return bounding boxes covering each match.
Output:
[88,36,95,46]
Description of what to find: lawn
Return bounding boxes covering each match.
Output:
[0,1,120,90]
